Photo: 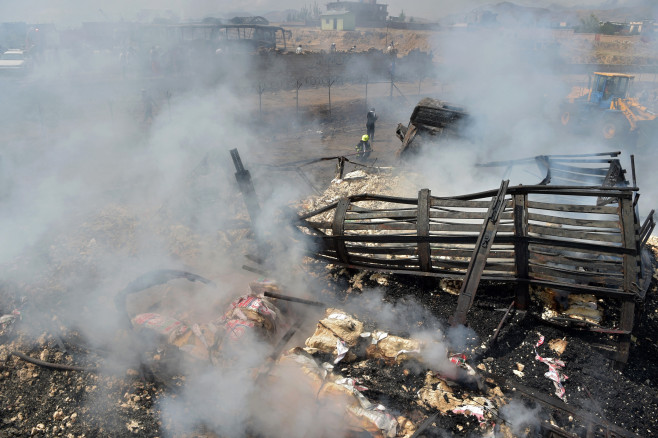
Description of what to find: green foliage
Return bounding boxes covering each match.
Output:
[575,14,601,33]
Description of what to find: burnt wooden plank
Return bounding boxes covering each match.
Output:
[530,253,623,273]
[548,162,611,177]
[528,242,627,257]
[318,234,634,255]
[431,198,512,209]
[531,247,622,264]
[529,265,624,286]
[514,194,530,310]
[615,196,639,367]
[430,210,514,220]
[451,180,510,326]
[550,168,606,184]
[528,260,624,278]
[345,210,418,220]
[528,212,620,229]
[298,201,339,220]
[528,224,622,243]
[432,248,515,258]
[336,222,516,233]
[349,194,418,204]
[418,189,432,272]
[528,200,619,214]
[345,208,515,221]
[332,198,351,264]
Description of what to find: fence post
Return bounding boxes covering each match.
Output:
[296,80,302,117]
[328,77,336,118]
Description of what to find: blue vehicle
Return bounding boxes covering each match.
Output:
[561,72,657,147]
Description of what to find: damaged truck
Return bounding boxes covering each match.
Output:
[396,97,471,159]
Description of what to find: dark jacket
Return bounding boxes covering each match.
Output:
[366,110,377,127]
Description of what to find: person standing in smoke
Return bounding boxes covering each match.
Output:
[366,107,378,142]
[356,134,372,160]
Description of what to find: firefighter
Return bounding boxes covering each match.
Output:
[366,107,378,142]
[355,134,372,160]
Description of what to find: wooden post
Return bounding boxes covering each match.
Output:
[332,198,351,264]
[328,77,336,118]
[230,148,261,236]
[514,193,530,309]
[295,80,302,117]
[417,189,431,272]
[615,194,639,368]
[335,157,346,180]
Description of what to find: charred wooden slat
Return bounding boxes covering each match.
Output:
[431,198,511,209]
[332,198,351,264]
[430,210,514,220]
[529,264,624,284]
[528,200,619,214]
[418,189,432,272]
[344,210,418,220]
[434,248,515,257]
[318,234,635,256]
[615,196,639,367]
[514,193,530,309]
[527,240,630,255]
[532,246,622,267]
[548,162,611,177]
[530,253,623,273]
[527,212,620,229]
[550,168,606,184]
[452,180,510,326]
[528,224,622,243]
[298,201,339,220]
[340,222,517,233]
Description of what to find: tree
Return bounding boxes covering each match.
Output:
[575,14,601,33]
[399,10,406,22]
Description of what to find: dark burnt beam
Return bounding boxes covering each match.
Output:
[451,180,510,326]
[332,198,351,264]
[514,193,530,309]
[417,189,432,271]
[615,195,639,367]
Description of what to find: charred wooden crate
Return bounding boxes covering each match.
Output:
[296,183,654,365]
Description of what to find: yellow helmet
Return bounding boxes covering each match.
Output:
[362,134,369,141]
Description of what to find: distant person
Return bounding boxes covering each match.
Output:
[330,42,337,53]
[366,107,378,142]
[296,44,303,54]
[355,134,372,160]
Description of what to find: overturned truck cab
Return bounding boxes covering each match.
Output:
[396,97,471,159]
